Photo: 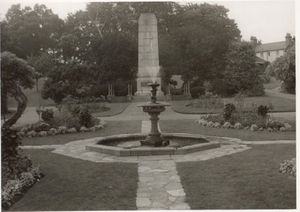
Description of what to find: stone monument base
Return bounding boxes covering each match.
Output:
[136,77,163,96]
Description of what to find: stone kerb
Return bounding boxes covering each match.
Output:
[84,133,238,157]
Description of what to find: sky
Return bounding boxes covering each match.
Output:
[0,0,295,43]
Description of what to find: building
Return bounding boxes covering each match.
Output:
[255,33,292,63]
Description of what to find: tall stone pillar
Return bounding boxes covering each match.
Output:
[136,13,161,95]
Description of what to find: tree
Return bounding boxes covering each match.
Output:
[2,4,64,59]
[1,52,35,128]
[27,52,55,91]
[221,41,264,96]
[164,3,241,87]
[270,39,295,94]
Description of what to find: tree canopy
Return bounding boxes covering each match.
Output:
[1,2,266,100]
[269,38,295,94]
[1,52,35,127]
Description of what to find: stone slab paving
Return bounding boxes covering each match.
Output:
[136,160,190,210]
[20,145,63,149]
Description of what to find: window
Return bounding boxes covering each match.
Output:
[260,52,263,57]
[268,51,270,56]
[276,50,279,55]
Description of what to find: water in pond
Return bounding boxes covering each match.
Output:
[104,137,208,149]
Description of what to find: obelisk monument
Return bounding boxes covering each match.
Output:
[136,13,161,95]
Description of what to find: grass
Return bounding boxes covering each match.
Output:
[171,95,295,114]
[93,102,130,117]
[21,120,141,146]
[8,149,138,210]
[264,77,281,90]
[160,119,295,141]
[177,144,296,209]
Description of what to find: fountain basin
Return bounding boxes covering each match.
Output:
[86,133,221,156]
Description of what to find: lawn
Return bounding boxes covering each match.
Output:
[93,102,130,117]
[263,77,281,90]
[177,144,296,209]
[9,149,138,210]
[160,119,296,141]
[171,95,295,114]
[21,120,141,146]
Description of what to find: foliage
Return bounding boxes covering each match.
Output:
[190,86,205,98]
[1,52,35,127]
[1,4,64,59]
[167,3,241,84]
[79,107,93,128]
[269,40,295,94]
[257,105,270,117]
[279,158,296,177]
[27,53,55,78]
[41,109,54,122]
[223,103,236,121]
[222,41,265,96]
[2,167,42,209]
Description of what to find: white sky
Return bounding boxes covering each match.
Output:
[0,0,295,43]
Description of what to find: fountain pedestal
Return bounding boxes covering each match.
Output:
[138,82,170,147]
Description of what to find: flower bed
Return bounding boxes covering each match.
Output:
[2,167,43,209]
[279,158,296,177]
[196,114,292,132]
[16,120,106,138]
[16,105,107,138]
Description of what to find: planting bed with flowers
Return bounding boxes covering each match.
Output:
[197,103,292,132]
[279,158,296,177]
[1,127,43,209]
[16,104,106,138]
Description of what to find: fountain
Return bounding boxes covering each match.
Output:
[138,82,170,147]
[85,82,223,156]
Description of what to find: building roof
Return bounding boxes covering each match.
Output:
[255,56,268,64]
[255,41,286,52]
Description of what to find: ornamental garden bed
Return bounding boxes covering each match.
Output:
[195,103,293,133]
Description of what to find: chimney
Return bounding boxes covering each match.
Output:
[285,33,292,49]
[250,36,258,46]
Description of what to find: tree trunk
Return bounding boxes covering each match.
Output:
[1,91,8,115]
[3,85,27,128]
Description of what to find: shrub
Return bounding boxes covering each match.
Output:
[202,114,224,125]
[190,86,205,98]
[223,103,236,121]
[31,122,52,132]
[2,167,42,209]
[79,107,93,128]
[231,111,266,128]
[279,158,296,177]
[170,87,183,95]
[257,105,269,117]
[1,127,33,185]
[41,109,54,122]
[266,119,284,130]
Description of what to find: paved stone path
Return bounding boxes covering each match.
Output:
[136,160,190,210]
